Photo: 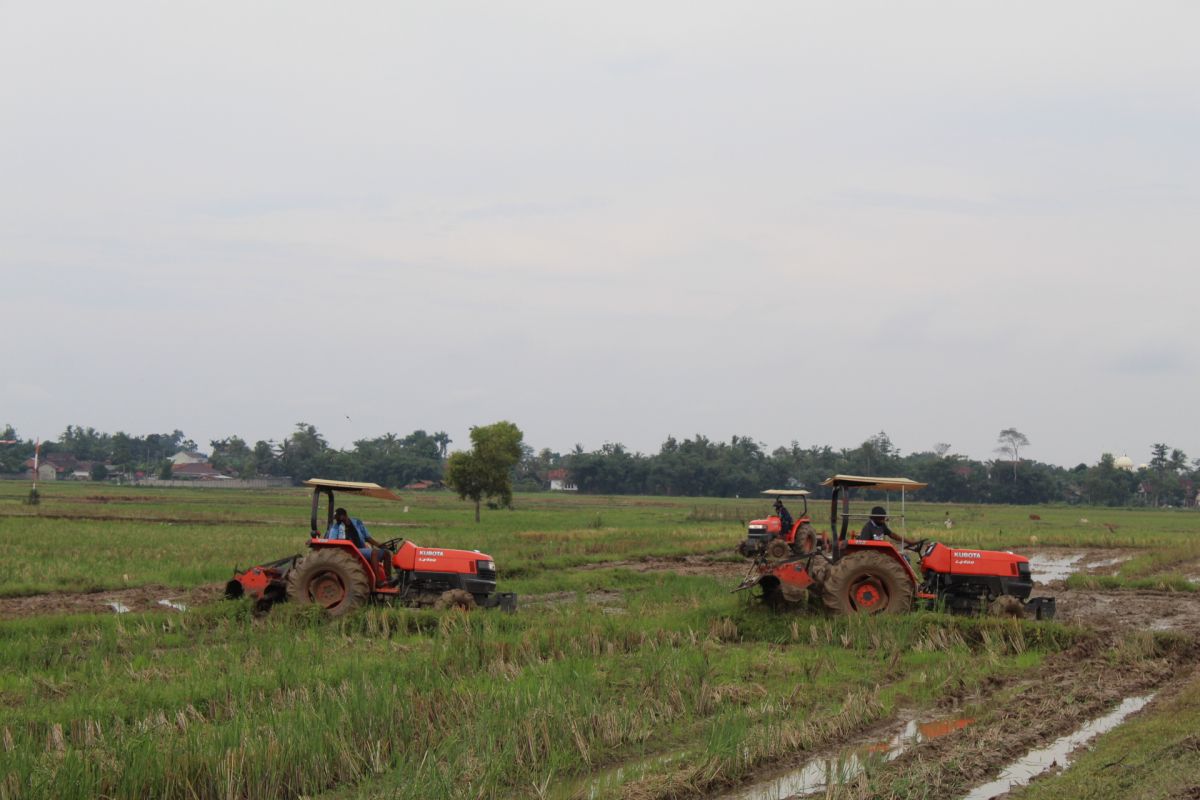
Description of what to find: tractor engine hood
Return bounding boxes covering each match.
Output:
[747,516,783,535]
[393,540,496,575]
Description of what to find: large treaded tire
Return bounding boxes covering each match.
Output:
[791,523,818,555]
[821,551,914,615]
[286,549,370,617]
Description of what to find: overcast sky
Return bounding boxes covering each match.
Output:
[2,1,1196,468]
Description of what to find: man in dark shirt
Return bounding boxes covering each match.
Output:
[773,498,794,533]
[858,506,917,547]
[329,507,394,583]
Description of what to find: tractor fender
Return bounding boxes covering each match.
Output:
[841,540,920,585]
[307,539,381,589]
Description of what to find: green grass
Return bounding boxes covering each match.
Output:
[3,481,1200,597]
[0,575,1071,800]
[1,481,1198,799]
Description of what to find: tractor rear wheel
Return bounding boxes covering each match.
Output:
[792,523,819,555]
[287,549,370,617]
[821,551,914,614]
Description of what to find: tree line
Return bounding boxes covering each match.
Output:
[2,423,1196,507]
[557,431,1197,507]
[0,423,449,489]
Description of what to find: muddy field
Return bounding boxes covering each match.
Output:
[4,547,1197,799]
[5,548,1188,631]
[0,582,225,618]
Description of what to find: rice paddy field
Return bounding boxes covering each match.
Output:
[2,481,1200,800]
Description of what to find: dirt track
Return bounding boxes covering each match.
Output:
[5,549,1193,634]
[0,583,224,618]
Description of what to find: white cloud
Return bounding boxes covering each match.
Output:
[1,1,1197,465]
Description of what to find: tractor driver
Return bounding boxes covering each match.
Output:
[858,506,918,547]
[773,498,794,534]
[328,507,394,584]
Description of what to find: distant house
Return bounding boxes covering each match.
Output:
[24,454,76,482]
[546,469,577,492]
[403,479,440,490]
[171,462,227,480]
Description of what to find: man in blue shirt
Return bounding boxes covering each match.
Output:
[328,507,394,584]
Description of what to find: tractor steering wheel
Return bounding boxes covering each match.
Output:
[903,538,928,554]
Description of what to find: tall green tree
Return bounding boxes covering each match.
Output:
[995,428,1030,479]
[444,421,524,522]
[210,436,253,475]
[0,426,27,473]
[278,423,333,482]
[1080,453,1137,506]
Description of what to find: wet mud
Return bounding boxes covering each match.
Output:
[0,583,224,619]
[706,634,1190,800]
[961,693,1154,800]
[1041,585,1200,636]
[1014,548,1132,585]
[576,554,749,579]
[715,715,976,800]
[0,510,275,526]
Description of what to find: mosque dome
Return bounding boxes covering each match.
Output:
[1114,455,1134,471]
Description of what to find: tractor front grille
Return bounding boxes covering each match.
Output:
[477,566,497,583]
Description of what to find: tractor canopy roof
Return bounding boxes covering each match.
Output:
[303,478,402,501]
[761,489,811,497]
[820,475,928,491]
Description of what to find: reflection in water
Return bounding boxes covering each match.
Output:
[718,716,974,800]
[1026,552,1130,584]
[960,694,1154,800]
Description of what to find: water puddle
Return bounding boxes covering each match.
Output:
[717,716,973,800]
[157,599,187,612]
[1027,554,1084,583]
[960,694,1154,800]
[1026,552,1129,584]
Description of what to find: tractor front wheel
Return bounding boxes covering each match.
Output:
[989,595,1026,619]
[287,549,370,617]
[434,589,477,611]
[765,539,790,560]
[822,551,914,615]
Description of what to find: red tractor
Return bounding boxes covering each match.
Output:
[736,489,823,560]
[225,479,517,615]
[735,475,1055,619]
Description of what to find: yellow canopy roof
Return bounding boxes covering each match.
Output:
[820,475,928,491]
[303,478,402,501]
[761,489,811,497]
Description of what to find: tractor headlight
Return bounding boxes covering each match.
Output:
[477,560,495,573]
